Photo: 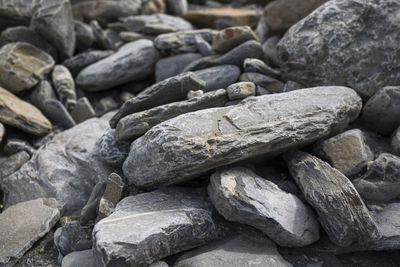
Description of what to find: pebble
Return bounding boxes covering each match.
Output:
[44,99,76,129]
[212,26,259,54]
[243,58,281,79]
[240,72,284,93]
[70,97,96,124]
[73,21,95,52]
[226,82,256,100]
[194,35,215,56]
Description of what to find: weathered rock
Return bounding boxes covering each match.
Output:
[277,0,400,99]
[92,187,227,267]
[0,198,62,266]
[96,173,124,221]
[62,250,96,267]
[4,139,35,156]
[122,14,192,33]
[209,167,320,247]
[165,0,187,15]
[285,151,381,247]
[28,80,57,111]
[0,151,30,180]
[194,35,214,56]
[212,26,258,54]
[155,53,202,82]
[54,221,92,257]
[243,58,281,79]
[240,72,284,93]
[70,97,96,124]
[392,126,400,156]
[0,42,55,94]
[123,86,362,189]
[52,65,77,112]
[76,40,160,92]
[226,82,255,100]
[193,65,240,92]
[110,72,205,128]
[0,0,38,31]
[79,181,107,226]
[74,21,95,52]
[99,129,130,166]
[115,89,228,141]
[43,99,76,129]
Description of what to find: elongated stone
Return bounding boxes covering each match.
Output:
[52,65,77,112]
[193,65,240,92]
[123,86,362,189]
[212,26,259,54]
[63,50,114,76]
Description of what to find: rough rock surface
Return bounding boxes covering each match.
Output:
[99,129,130,166]
[0,0,38,31]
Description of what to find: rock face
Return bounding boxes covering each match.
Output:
[76,40,160,92]
[285,151,381,247]
[0,198,62,266]
[277,0,400,99]
[92,187,227,267]
[123,86,362,189]
[208,167,320,247]
[212,26,259,54]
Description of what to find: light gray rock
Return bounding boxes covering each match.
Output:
[193,65,240,92]
[165,0,188,15]
[76,40,160,92]
[0,151,30,180]
[150,261,169,267]
[211,26,259,54]
[62,250,96,267]
[262,35,280,67]
[240,72,284,93]
[96,173,124,221]
[123,86,362,189]
[74,21,95,52]
[392,126,400,156]
[122,14,192,33]
[209,167,320,247]
[99,129,130,166]
[92,187,228,267]
[70,97,96,124]
[226,82,256,100]
[155,53,202,82]
[0,198,62,267]
[285,151,381,247]
[187,90,204,99]
[277,0,400,99]
[0,0,38,31]
[43,99,76,129]
[119,31,143,42]
[243,58,281,79]
[52,65,77,112]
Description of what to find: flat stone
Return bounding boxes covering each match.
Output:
[243,58,281,79]
[155,53,202,82]
[240,72,284,93]
[277,0,400,99]
[392,126,400,156]
[0,151,30,180]
[52,65,77,112]
[142,22,177,35]
[96,173,124,221]
[43,99,76,129]
[74,21,95,52]
[76,40,160,92]
[212,26,259,54]
[92,187,227,267]
[115,89,228,141]
[119,31,143,42]
[123,86,362,189]
[62,250,96,267]
[226,82,256,100]
[193,65,240,92]
[99,129,130,167]
[285,151,381,247]
[70,97,96,124]
[165,0,188,15]
[0,42,55,94]
[122,13,192,33]
[54,221,92,257]
[209,167,320,247]
[0,0,38,31]
[0,198,62,266]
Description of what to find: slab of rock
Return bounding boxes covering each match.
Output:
[0,198,62,266]
[285,151,381,247]
[209,167,320,247]
[193,65,240,92]
[123,86,362,189]
[115,89,228,141]
[121,13,192,33]
[277,0,400,99]
[155,53,202,82]
[212,26,259,54]
[76,40,160,92]
[62,250,96,267]
[79,182,107,226]
[0,151,30,180]
[96,173,124,221]
[92,187,227,267]
[52,65,77,112]
[64,50,114,76]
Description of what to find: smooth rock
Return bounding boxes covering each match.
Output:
[142,22,177,35]
[4,139,35,156]
[243,58,281,79]
[70,97,96,124]
[62,250,96,267]
[155,53,202,82]
[194,35,215,56]
[119,31,143,42]
[0,151,30,180]
[43,99,76,129]
[52,65,77,112]
[99,129,130,166]
[74,21,95,52]
[240,72,284,93]
[79,182,107,226]
[96,173,124,221]
[123,86,362,189]
[392,126,400,156]
[212,26,258,54]
[193,65,240,92]
[28,80,57,111]
[165,0,188,15]
[226,82,256,100]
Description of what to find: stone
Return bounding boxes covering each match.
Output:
[165,0,187,15]
[155,53,202,82]
[254,15,269,43]
[212,26,259,54]
[94,97,119,116]
[92,187,227,267]
[226,82,256,100]
[52,65,77,112]
[120,91,135,103]
[142,22,177,35]
[187,90,204,99]
[277,0,400,99]
[184,40,263,72]
[361,86,400,136]
[123,86,362,189]
[0,42,55,94]
[243,58,281,79]
[119,31,143,42]
[392,126,400,156]
[28,80,57,111]
[373,203,400,250]
[79,182,107,226]
[2,115,112,215]
[312,129,373,177]
[285,151,381,247]
[96,173,124,221]
[121,14,192,33]
[74,21,95,52]
[0,198,62,266]
[110,72,205,128]
[61,250,96,267]
[0,151,30,180]
[44,99,76,129]
[54,221,92,257]
[194,35,215,56]
[240,72,284,93]
[4,139,35,156]
[76,40,160,92]
[141,0,166,15]
[64,51,114,76]
[70,97,96,124]
[352,153,400,202]
[115,89,228,141]
[150,262,169,267]
[90,20,121,51]
[209,167,320,247]
[0,0,38,31]
[283,80,305,92]
[263,35,280,67]
[0,122,4,143]
[182,8,259,28]
[99,129,130,167]
[193,65,240,92]
[0,87,52,135]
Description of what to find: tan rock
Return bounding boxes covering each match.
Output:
[212,26,259,54]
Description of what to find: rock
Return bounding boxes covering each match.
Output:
[277,0,400,99]
[70,97,96,124]
[150,261,169,267]
[165,0,187,15]
[0,122,4,143]
[361,86,400,136]
[123,86,362,189]
[52,65,77,112]
[44,99,76,129]
[263,35,280,67]
[115,89,228,141]
[54,221,92,257]
[2,115,112,215]
[120,91,135,103]
[254,15,269,43]
[4,139,35,156]
[142,22,177,35]
[76,40,160,92]
[187,90,204,99]
[92,187,227,267]
[264,0,328,31]
[121,13,192,33]
[0,198,62,266]
[96,173,124,221]
[352,153,400,202]
[312,129,373,177]
[99,129,130,166]
[209,167,320,247]
[226,82,256,100]
[285,151,381,247]
[194,35,215,56]
[0,151,30,180]
[373,203,400,250]
[79,182,107,226]
[74,21,95,52]
[90,20,118,51]
[155,53,202,82]
[119,31,143,42]
[94,97,119,116]
[243,58,281,79]
[282,80,305,92]
[392,126,400,156]
[0,0,38,31]
[141,0,166,15]
[212,26,258,54]
[0,87,52,135]
[28,80,57,111]
[182,8,259,28]
[240,72,284,93]
[110,72,205,128]
[0,42,55,94]
[61,250,96,267]
[193,65,240,92]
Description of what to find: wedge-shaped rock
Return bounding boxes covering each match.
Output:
[92,187,227,267]
[285,151,381,247]
[208,167,320,247]
[123,86,362,189]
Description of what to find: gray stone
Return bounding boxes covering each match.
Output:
[92,187,227,267]
[52,65,77,112]
[70,97,96,124]
[110,72,205,128]
[240,72,284,93]
[44,99,76,129]
[94,97,119,116]
[155,53,202,82]
[193,65,240,92]
[254,15,269,44]
[209,167,320,247]
[120,91,135,103]
[0,198,62,267]
[0,151,30,180]
[96,173,124,221]
[150,261,169,267]
[195,35,215,56]
[119,31,143,43]
[142,22,177,35]
[0,0,38,31]
[0,122,4,143]
[122,13,192,33]
[4,138,35,156]
[28,80,57,111]
[211,26,259,54]
[90,20,118,51]
[141,0,166,15]
[123,86,362,189]
[79,182,107,226]
[277,0,400,99]
[285,151,381,247]
[76,40,160,92]
[392,126,400,156]
[187,90,204,99]
[165,0,188,15]
[74,21,95,52]
[62,250,96,267]
[283,80,305,92]
[262,35,280,67]
[312,129,373,177]
[54,221,92,257]
[243,58,281,79]
[226,82,256,100]
[99,129,130,166]
[115,89,228,141]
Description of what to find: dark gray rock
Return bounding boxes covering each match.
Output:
[4,138,35,156]
[44,99,76,129]
[123,86,362,189]
[74,21,95,52]
[226,82,256,100]
[121,13,192,33]
[165,0,188,15]
[243,58,281,79]
[193,65,240,92]
[211,26,259,54]
[195,35,215,56]
[61,250,96,267]
[99,129,130,166]
[70,97,96,124]
[28,80,57,111]
[282,80,305,92]
[90,20,118,51]
[94,97,119,116]
[262,35,280,67]
[63,50,114,76]
[240,72,284,93]
[52,65,77,112]
[79,181,107,226]
[155,53,202,82]
[392,126,400,156]
[0,0,38,31]
[0,122,4,143]
[54,221,92,257]
[96,173,124,221]
[0,151,30,180]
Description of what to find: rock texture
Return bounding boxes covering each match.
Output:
[212,26,259,54]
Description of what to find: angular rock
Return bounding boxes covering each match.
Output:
[62,250,96,267]
[79,182,107,226]
[44,99,76,129]
[52,65,77,112]
[240,72,284,93]
[165,0,187,15]
[70,97,96,124]
[92,187,227,267]
[28,80,57,111]
[243,58,281,79]
[74,21,95,52]
[99,129,130,166]
[54,221,92,257]
[123,86,362,189]
[277,0,400,99]
[0,0,38,31]
[0,151,30,180]
[212,26,258,54]
[373,203,400,250]
[392,126,400,156]
[226,82,256,100]
[96,173,124,221]
[155,53,202,82]
[285,151,381,247]
[193,65,240,92]
[76,40,160,92]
